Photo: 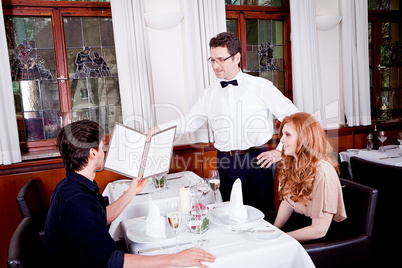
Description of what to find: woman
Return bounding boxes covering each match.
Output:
[273,112,346,242]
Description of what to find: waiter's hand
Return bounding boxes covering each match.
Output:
[257,149,282,168]
[145,126,161,142]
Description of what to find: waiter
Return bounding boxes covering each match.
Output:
[147,32,298,214]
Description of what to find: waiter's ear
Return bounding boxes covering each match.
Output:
[234,52,241,65]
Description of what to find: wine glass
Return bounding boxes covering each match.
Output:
[167,201,182,253]
[398,132,402,148]
[190,197,209,248]
[208,170,220,205]
[378,131,387,152]
[197,178,210,203]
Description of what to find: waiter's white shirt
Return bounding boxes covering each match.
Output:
[159,71,299,152]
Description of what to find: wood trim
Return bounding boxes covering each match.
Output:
[2,0,110,9]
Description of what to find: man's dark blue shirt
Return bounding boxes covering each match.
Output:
[44,170,124,267]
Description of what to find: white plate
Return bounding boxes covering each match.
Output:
[126,217,186,243]
[248,228,282,240]
[209,205,264,226]
[346,149,359,153]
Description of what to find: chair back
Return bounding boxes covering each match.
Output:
[17,180,48,229]
[7,217,52,268]
[350,156,402,266]
[303,179,378,268]
[327,179,378,238]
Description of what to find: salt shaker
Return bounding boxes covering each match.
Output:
[366,134,373,150]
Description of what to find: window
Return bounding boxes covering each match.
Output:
[368,0,402,120]
[3,0,121,153]
[225,0,292,99]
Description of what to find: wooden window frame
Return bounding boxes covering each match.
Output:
[2,0,112,153]
[225,1,293,100]
[368,9,402,119]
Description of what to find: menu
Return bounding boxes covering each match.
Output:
[104,123,176,179]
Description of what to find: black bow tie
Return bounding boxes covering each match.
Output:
[220,80,238,88]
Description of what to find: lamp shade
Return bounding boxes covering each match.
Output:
[316,15,342,31]
[144,11,184,30]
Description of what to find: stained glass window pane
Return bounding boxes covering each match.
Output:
[225,0,283,6]
[368,0,400,10]
[226,20,237,35]
[6,16,61,141]
[64,17,122,134]
[245,19,285,93]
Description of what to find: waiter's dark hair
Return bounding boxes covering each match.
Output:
[56,120,104,172]
[209,32,242,56]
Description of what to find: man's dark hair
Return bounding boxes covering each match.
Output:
[56,120,104,172]
[209,32,242,56]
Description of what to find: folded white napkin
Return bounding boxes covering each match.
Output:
[229,178,248,223]
[357,150,387,159]
[145,196,166,238]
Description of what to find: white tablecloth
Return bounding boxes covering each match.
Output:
[121,203,314,268]
[103,171,221,240]
[339,145,402,178]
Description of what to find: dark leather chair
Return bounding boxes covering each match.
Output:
[273,179,377,268]
[350,156,402,267]
[16,180,48,240]
[7,217,53,268]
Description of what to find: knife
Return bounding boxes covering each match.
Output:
[138,241,192,254]
[380,155,401,160]
[232,229,275,233]
[136,192,154,196]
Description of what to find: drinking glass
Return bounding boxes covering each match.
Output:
[196,178,210,203]
[398,132,402,147]
[378,131,387,152]
[190,197,209,248]
[167,201,182,253]
[152,174,166,193]
[208,170,220,204]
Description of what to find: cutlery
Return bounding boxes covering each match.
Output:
[136,192,154,196]
[380,155,401,160]
[138,241,192,254]
[167,176,182,180]
[231,228,274,233]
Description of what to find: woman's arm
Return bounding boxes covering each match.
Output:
[273,201,294,229]
[286,212,333,242]
[106,176,146,225]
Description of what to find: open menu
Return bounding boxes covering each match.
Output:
[104,123,176,179]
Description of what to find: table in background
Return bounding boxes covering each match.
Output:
[121,202,314,268]
[103,171,221,240]
[339,145,402,178]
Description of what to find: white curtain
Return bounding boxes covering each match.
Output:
[0,3,22,165]
[341,0,371,126]
[110,0,156,132]
[289,0,323,122]
[181,0,226,143]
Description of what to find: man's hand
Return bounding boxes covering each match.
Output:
[256,149,282,168]
[172,247,216,268]
[128,175,147,194]
[145,126,161,142]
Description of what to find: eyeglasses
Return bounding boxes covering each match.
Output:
[207,55,233,65]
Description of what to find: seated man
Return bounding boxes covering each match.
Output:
[44,120,215,268]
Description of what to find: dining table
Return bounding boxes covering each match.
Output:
[104,171,315,267]
[103,171,221,241]
[339,144,402,178]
